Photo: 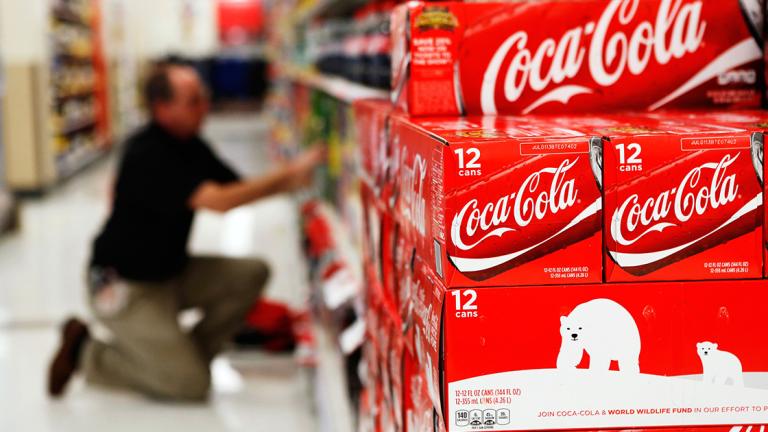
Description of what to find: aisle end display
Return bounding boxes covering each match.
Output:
[265,0,768,431]
[356,104,768,432]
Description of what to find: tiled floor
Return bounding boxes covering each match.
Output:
[0,114,319,431]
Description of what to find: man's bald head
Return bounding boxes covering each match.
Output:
[144,64,210,139]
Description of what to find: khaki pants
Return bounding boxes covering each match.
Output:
[81,256,269,401]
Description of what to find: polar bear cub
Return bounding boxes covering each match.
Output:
[696,342,743,387]
[557,299,641,373]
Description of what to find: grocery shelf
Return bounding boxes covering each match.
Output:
[54,53,94,64]
[295,0,370,24]
[57,145,104,182]
[302,201,362,432]
[316,201,363,286]
[52,8,91,28]
[59,118,96,135]
[278,63,388,103]
[55,90,95,101]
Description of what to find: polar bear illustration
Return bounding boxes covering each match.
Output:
[697,342,744,387]
[557,299,641,373]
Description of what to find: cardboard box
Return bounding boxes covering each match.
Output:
[414,275,768,431]
[597,114,764,282]
[391,1,764,116]
[403,347,433,432]
[411,258,446,425]
[391,115,603,287]
[353,99,393,192]
[644,110,768,278]
[360,338,381,432]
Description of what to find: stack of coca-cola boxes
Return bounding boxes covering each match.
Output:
[354,1,768,431]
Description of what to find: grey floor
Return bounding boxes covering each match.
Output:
[0,113,319,431]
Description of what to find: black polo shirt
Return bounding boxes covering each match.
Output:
[91,122,240,281]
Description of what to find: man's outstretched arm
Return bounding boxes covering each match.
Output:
[189,147,324,213]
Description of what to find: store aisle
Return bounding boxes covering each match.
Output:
[0,114,317,431]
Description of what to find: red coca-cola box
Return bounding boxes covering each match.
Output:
[378,333,397,432]
[410,258,446,430]
[404,346,437,432]
[395,230,418,335]
[362,179,404,310]
[360,336,380,426]
[391,114,603,287]
[388,319,406,432]
[354,99,393,192]
[358,386,376,432]
[362,279,395,432]
[597,114,764,282]
[651,110,768,278]
[414,270,768,431]
[391,1,764,117]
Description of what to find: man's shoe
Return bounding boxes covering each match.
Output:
[48,318,89,397]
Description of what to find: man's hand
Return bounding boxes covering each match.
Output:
[286,146,326,190]
[189,146,326,213]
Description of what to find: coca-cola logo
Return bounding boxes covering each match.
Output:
[401,150,427,236]
[611,154,739,246]
[451,159,579,251]
[481,0,707,114]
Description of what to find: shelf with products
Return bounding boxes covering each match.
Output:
[51,24,94,56]
[267,1,395,430]
[54,91,95,101]
[48,0,109,180]
[52,65,96,99]
[301,200,363,432]
[55,134,104,181]
[266,70,367,430]
[0,0,109,192]
[274,61,388,104]
[58,118,96,136]
[53,54,95,65]
[295,0,371,24]
[52,0,94,28]
[269,0,393,91]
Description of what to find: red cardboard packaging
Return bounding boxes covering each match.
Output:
[391,115,603,287]
[362,182,386,287]
[389,319,406,432]
[380,212,400,311]
[360,339,380,432]
[354,99,393,191]
[597,115,764,282]
[410,258,446,430]
[404,348,431,432]
[645,110,767,278]
[362,178,403,311]
[391,1,764,116]
[415,275,768,431]
[358,386,376,432]
[379,308,403,432]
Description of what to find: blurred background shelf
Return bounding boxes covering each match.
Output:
[295,0,371,24]
[59,119,96,135]
[0,0,112,194]
[276,62,388,103]
[56,144,105,182]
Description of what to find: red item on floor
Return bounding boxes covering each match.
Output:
[245,299,293,333]
[241,299,297,353]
